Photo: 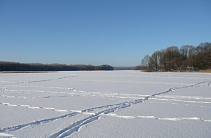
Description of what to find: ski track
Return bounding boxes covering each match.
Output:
[0,112,79,133]
[48,80,211,138]
[0,88,151,100]
[0,75,77,88]
[1,79,210,101]
[0,74,211,137]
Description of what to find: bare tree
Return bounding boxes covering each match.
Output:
[180,45,194,59]
[141,55,150,69]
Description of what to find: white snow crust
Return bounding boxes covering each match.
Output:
[0,71,211,137]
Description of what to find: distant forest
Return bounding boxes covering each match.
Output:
[114,67,135,70]
[136,42,211,71]
[0,62,114,71]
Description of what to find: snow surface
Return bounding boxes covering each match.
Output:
[0,71,211,138]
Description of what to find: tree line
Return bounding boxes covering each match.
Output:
[0,62,114,71]
[138,42,211,72]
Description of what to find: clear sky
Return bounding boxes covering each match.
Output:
[0,0,211,66]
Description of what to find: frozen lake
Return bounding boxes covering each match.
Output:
[0,71,211,138]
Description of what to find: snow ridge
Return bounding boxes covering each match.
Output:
[106,113,211,122]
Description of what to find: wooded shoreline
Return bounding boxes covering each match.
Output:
[137,42,211,72]
[0,62,114,71]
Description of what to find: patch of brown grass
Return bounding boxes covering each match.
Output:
[198,69,211,73]
[141,70,150,72]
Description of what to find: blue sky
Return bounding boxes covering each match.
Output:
[0,0,211,66]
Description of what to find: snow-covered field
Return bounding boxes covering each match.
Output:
[0,71,211,138]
